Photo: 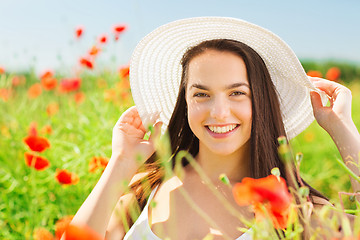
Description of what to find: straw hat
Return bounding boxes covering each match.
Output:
[130,17,325,139]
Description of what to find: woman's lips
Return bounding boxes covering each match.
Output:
[205,124,239,139]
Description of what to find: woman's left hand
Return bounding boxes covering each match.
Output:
[309,77,360,203]
[309,77,353,132]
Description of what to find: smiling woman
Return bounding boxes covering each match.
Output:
[68,17,360,240]
[186,49,252,159]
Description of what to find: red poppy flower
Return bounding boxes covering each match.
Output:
[33,227,54,240]
[89,45,101,56]
[41,125,52,135]
[113,24,127,41]
[113,24,127,34]
[0,66,5,74]
[233,175,293,229]
[55,215,74,239]
[40,70,54,80]
[306,70,322,78]
[55,169,79,185]
[12,77,21,87]
[98,34,107,44]
[46,102,59,117]
[11,75,26,87]
[79,57,94,69]
[28,83,42,98]
[326,67,341,82]
[119,65,129,79]
[89,156,109,173]
[62,224,103,240]
[28,122,38,136]
[74,92,85,104]
[41,77,57,90]
[24,135,50,152]
[24,152,50,170]
[75,26,84,39]
[59,78,81,93]
[0,88,11,102]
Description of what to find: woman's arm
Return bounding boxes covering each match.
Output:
[69,157,135,236]
[310,77,360,201]
[66,106,162,238]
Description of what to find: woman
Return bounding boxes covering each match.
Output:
[69,17,360,239]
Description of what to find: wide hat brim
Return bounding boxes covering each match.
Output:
[130,17,323,139]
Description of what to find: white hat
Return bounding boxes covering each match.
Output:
[130,17,325,139]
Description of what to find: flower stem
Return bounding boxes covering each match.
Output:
[335,158,360,183]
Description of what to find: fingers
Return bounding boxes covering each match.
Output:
[118,106,139,122]
[117,122,146,137]
[115,106,164,139]
[310,90,325,109]
[309,77,337,96]
[116,106,148,132]
[308,76,350,99]
[117,106,135,126]
[148,121,164,143]
[133,116,146,132]
[142,112,161,130]
[310,77,352,106]
[310,78,352,123]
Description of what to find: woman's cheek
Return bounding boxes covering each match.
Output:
[187,101,207,129]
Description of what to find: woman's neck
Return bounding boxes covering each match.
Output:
[195,141,251,183]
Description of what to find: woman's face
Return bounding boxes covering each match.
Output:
[185,49,252,156]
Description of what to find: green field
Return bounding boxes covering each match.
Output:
[0,69,359,239]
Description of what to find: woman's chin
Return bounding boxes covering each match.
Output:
[207,146,242,157]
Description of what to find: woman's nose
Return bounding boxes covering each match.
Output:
[210,97,230,120]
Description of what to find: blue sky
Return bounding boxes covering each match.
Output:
[0,0,359,73]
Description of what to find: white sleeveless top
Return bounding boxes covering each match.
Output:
[123,187,253,240]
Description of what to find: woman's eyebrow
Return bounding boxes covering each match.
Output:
[225,82,250,89]
[189,83,209,90]
[189,82,249,90]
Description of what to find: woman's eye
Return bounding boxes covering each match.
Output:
[230,91,245,96]
[193,92,208,97]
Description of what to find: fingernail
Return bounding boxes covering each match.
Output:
[155,120,163,125]
[143,112,160,129]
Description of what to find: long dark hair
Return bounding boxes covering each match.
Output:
[128,39,327,227]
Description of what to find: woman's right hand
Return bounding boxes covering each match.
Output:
[69,106,162,238]
[111,106,162,168]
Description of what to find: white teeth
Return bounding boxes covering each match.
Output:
[208,124,237,133]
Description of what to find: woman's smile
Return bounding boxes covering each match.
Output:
[205,124,240,138]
